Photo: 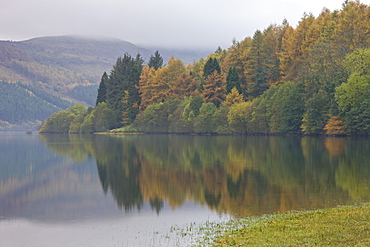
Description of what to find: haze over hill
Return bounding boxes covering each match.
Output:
[0,35,209,91]
[0,35,210,130]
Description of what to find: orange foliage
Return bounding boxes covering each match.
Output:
[323,115,348,135]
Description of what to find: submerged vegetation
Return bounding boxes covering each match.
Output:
[40,1,370,135]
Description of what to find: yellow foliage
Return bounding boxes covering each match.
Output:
[225,87,244,107]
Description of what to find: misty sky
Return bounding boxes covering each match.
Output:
[1,0,370,50]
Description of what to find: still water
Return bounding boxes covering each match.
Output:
[1,133,369,246]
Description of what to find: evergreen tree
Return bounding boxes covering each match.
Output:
[105,53,143,125]
[226,67,241,94]
[245,30,269,99]
[203,58,220,78]
[148,50,164,70]
[251,67,268,98]
[96,72,108,106]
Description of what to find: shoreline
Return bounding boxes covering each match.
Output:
[194,203,370,246]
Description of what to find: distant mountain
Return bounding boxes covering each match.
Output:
[0,35,209,98]
[0,35,210,130]
[0,36,150,94]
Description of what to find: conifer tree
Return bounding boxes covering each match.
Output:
[96,72,108,106]
[148,50,164,70]
[225,87,244,107]
[226,67,242,94]
[202,71,226,107]
[105,53,143,125]
[203,58,221,78]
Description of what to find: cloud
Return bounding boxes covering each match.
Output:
[1,0,369,49]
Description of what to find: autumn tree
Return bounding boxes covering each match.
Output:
[323,115,347,135]
[279,14,317,81]
[224,87,244,107]
[221,37,252,95]
[138,66,157,110]
[139,57,187,109]
[202,71,226,107]
[334,1,370,55]
[168,71,198,98]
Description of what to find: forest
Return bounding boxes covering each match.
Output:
[40,1,370,135]
[0,81,72,130]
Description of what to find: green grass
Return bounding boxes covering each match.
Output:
[212,204,370,246]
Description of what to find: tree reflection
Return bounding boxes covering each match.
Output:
[39,134,370,216]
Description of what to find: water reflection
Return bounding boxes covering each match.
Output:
[38,134,370,217]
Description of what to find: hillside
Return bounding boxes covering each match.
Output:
[0,81,72,130]
[0,35,209,99]
[0,36,149,93]
[0,35,210,130]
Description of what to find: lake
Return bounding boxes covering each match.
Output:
[1,133,369,246]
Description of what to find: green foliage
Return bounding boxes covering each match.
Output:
[96,72,108,106]
[148,50,164,70]
[39,103,87,133]
[133,98,181,132]
[79,113,95,134]
[226,82,304,134]
[301,90,330,134]
[0,81,72,125]
[106,53,143,125]
[335,48,370,134]
[203,57,220,78]
[213,105,230,134]
[91,102,117,132]
[343,48,370,76]
[69,115,85,133]
[16,83,72,109]
[78,102,117,133]
[269,82,305,133]
[168,97,195,133]
[66,84,98,106]
[226,67,241,94]
[39,110,75,133]
[193,102,217,133]
[227,102,253,133]
[188,95,204,116]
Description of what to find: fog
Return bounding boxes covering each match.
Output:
[1,0,369,49]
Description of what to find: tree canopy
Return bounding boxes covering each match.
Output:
[40,1,370,135]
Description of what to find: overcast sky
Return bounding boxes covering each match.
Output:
[1,0,370,50]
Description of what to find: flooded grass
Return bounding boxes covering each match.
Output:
[161,203,370,246]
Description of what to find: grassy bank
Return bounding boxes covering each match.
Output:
[211,204,370,246]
